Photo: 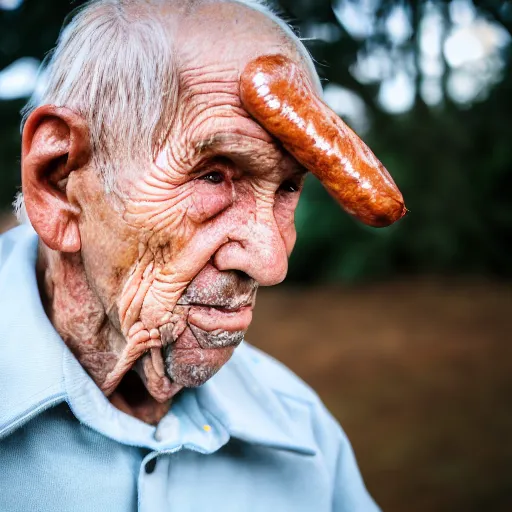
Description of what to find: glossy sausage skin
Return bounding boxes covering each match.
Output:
[240,54,406,227]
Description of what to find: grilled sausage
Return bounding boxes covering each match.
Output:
[240,54,406,227]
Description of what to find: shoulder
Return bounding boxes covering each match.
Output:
[229,343,372,490]
[0,224,66,439]
[231,344,380,510]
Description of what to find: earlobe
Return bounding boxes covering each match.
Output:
[21,105,91,253]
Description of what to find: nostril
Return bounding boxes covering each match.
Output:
[232,269,251,281]
[210,255,253,283]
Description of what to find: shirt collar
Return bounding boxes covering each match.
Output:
[197,348,317,455]
[0,225,315,455]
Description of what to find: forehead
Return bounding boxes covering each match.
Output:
[174,2,308,79]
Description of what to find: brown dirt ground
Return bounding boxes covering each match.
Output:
[248,279,512,512]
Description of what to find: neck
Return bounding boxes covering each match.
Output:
[37,244,172,425]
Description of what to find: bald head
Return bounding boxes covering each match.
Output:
[175,2,317,77]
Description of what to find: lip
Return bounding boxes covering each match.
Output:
[187,304,253,332]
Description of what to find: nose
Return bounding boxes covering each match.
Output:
[213,208,290,286]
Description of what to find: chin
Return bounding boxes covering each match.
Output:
[164,345,237,387]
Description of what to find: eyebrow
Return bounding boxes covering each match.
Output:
[191,132,306,178]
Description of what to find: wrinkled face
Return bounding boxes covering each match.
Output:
[72,4,313,401]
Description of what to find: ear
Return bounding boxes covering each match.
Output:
[22,105,91,252]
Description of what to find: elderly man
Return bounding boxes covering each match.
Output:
[0,0,404,510]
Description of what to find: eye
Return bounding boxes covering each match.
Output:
[200,171,225,184]
[278,179,300,193]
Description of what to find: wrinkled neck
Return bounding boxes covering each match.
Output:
[36,243,172,425]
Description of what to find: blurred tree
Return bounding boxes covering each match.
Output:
[0,0,511,282]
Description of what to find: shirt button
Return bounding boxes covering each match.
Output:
[145,458,157,474]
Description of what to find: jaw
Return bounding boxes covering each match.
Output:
[102,321,242,425]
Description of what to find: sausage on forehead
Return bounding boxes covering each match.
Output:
[240,54,407,228]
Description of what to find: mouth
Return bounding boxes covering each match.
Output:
[187,303,252,349]
[188,303,253,330]
[158,301,253,350]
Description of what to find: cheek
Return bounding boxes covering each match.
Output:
[188,180,234,223]
[79,203,140,305]
[123,183,194,235]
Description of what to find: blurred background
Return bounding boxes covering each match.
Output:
[1,0,512,510]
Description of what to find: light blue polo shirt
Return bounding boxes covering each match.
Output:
[0,225,380,512]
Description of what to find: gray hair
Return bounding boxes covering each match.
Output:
[14,0,319,223]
